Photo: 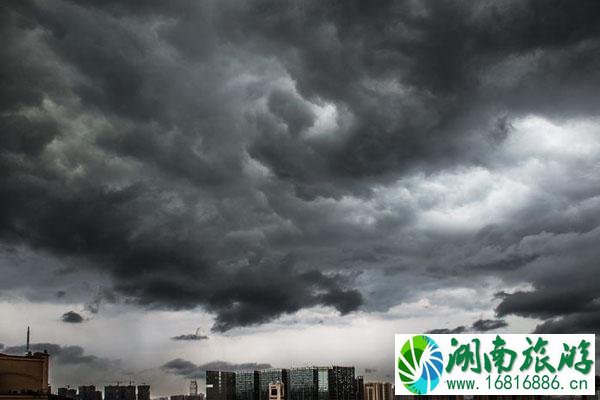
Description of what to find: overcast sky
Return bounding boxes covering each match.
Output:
[1,0,600,396]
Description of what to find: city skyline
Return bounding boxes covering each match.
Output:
[2,0,600,396]
[53,365,394,400]
[2,335,598,398]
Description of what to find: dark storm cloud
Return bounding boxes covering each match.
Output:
[61,311,84,323]
[533,313,600,334]
[228,0,600,189]
[204,258,363,332]
[1,0,600,335]
[496,290,595,319]
[161,359,272,379]
[471,319,508,332]
[0,0,364,331]
[493,226,600,333]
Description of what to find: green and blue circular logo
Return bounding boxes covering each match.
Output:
[397,335,444,395]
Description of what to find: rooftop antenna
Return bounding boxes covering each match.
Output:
[26,326,31,354]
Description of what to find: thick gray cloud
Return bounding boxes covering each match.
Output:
[162,359,272,379]
[471,319,508,332]
[494,226,600,333]
[0,0,599,343]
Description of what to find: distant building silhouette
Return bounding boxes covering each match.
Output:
[104,384,136,400]
[354,376,363,400]
[287,366,333,400]
[259,369,289,400]
[315,367,329,400]
[236,371,260,400]
[79,385,102,400]
[382,383,392,400]
[171,394,205,400]
[289,367,317,400]
[206,371,236,400]
[327,367,355,400]
[364,382,393,400]
[137,385,150,400]
[57,387,77,399]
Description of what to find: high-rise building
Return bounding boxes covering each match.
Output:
[268,383,285,400]
[328,367,355,400]
[259,369,289,400]
[0,351,50,396]
[363,383,377,400]
[363,382,392,400]
[137,385,150,400]
[170,393,204,400]
[289,367,317,400]
[315,367,329,400]
[80,385,102,400]
[381,383,392,400]
[58,387,77,399]
[104,386,116,400]
[354,376,364,400]
[104,384,136,400]
[236,371,260,400]
[206,371,236,400]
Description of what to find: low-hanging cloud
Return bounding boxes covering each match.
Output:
[471,319,508,332]
[61,311,84,323]
[3,342,123,388]
[3,342,119,369]
[161,359,273,379]
[172,328,209,341]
